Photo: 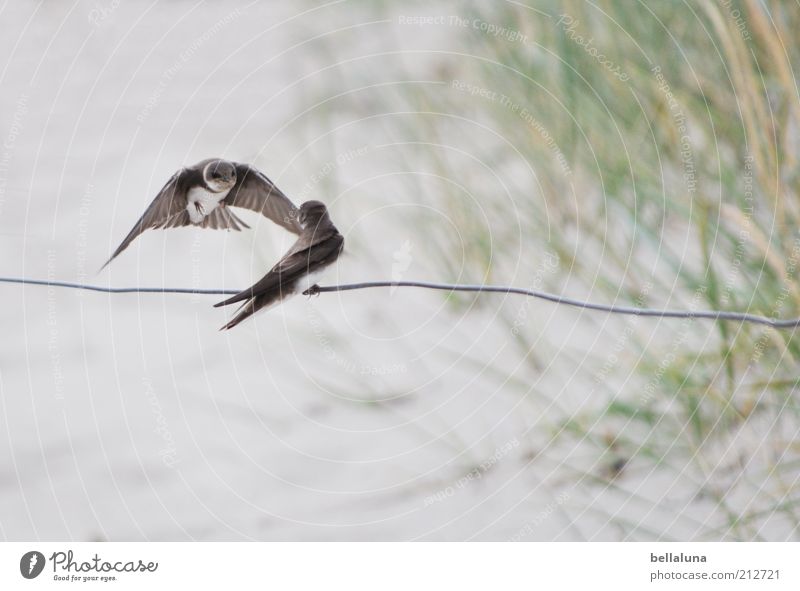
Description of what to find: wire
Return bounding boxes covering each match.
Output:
[0,277,238,296]
[303,281,800,329]
[1,276,798,329]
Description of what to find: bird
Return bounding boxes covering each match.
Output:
[214,200,344,330]
[101,158,302,268]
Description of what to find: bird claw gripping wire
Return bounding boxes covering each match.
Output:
[303,284,322,297]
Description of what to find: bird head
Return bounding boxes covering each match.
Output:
[204,160,237,192]
[298,200,329,228]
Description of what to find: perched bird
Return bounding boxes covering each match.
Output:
[102,159,302,268]
[214,200,344,330]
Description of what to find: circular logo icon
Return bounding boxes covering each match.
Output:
[20,551,45,579]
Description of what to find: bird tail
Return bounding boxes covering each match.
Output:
[202,207,251,231]
[214,288,256,308]
[218,288,287,330]
[220,299,258,330]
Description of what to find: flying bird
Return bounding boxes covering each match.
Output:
[214,200,344,330]
[102,159,302,268]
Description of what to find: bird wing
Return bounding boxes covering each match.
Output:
[214,233,343,308]
[102,169,192,269]
[225,163,303,234]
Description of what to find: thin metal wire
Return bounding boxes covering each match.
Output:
[1,276,799,329]
[303,281,800,329]
[0,277,239,295]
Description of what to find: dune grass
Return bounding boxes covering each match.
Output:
[377,1,800,539]
[293,0,800,539]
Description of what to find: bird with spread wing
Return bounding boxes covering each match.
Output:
[102,158,302,268]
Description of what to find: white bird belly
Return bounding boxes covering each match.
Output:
[186,186,230,224]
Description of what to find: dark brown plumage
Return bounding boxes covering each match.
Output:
[102,159,302,268]
[214,200,344,330]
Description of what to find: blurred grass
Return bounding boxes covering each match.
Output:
[377,0,800,539]
[294,0,800,539]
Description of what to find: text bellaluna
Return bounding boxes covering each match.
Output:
[651,553,707,563]
[50,551,158,573]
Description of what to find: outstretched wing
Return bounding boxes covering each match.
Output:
[225,163,303,234]
[101,169,191,269]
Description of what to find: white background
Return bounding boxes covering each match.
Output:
[1,543,798,590]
